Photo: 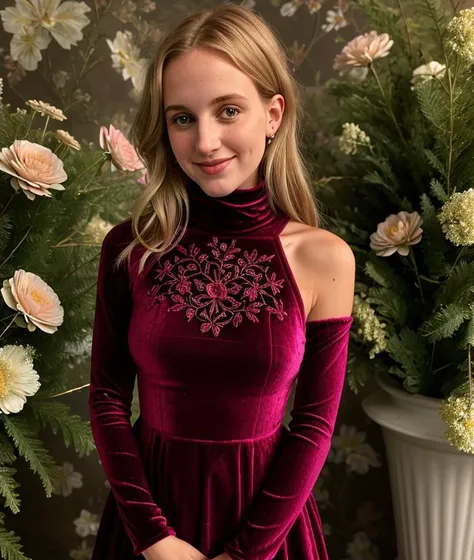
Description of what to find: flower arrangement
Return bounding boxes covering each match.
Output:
[303,1,474,454]
[0,79,143,558]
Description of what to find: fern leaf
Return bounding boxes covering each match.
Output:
[0,513,30,560]
[416,80,448,132]
[27,400,95,458]
[420,302,471,341]
[366,287,408,323]
[425,149,446,178]
[1,416,55,497]
[0,466,20,514]
[429,178,447,203]
[386,328,431,392]
[436,260,474,305]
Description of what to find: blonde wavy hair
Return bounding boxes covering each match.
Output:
[116,3,320,275]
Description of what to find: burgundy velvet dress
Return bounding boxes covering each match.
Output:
[89,178,353,560]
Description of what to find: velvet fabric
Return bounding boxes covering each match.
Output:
[89,178,353,559]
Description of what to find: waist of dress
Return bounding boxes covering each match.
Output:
[138,415,286,444]
[137,386,289,442]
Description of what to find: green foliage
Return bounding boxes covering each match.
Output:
[27,400,95,457]
[0,513,29,560]
[302,0,474,400]
[0,101,141,552]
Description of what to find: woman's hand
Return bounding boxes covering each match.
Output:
[210,554,233,560]
[141,535,209,560]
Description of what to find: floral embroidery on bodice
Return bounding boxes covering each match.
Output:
[146,236,288,337]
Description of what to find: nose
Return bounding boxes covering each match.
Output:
[195,119,221,155]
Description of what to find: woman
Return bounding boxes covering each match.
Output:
[89,4,355,560]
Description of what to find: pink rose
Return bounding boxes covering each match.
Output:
[99,124,144,172]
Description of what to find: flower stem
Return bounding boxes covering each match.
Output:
[396,0,413,63]
[41,115,50,143]
[468,344,472,412]
[0,312,20,339]
[70,155,107,192]
[370,65,409,150]
[409,247,425,303]
[50,383,90,399]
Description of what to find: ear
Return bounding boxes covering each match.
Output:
[266,94,285,136]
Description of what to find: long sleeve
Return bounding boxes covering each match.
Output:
[88,224,176,556]
[223,316,353,560]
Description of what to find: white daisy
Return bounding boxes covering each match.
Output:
[281,2,299,17]
[0,0,91,50]
[73,509,100,538]
[106,30,148,91]
[8,25,51,72]
[69,539,93,560]
[322,6,349,32]
[53,461,83,497]
[345,531,380,560]
[0,345,40,414]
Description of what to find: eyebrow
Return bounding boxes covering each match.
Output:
[165,94,248,113]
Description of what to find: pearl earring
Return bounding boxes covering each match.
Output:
[267,133,275,145]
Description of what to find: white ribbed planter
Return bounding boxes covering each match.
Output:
[362,372,474,560]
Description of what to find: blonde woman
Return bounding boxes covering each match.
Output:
[89,4,355,560]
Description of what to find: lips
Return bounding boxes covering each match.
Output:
[195,156,235,175]
[196,157,234,167]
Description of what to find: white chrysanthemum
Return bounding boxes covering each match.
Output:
[438,188,474,246]
[338,122,372,155]
[26,99,66,121]
[447,7,474,63]
[411,61,446,88]
[55,129,80,150]
[0,345,40,414]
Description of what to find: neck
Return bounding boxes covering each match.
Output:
[184,179,288,237]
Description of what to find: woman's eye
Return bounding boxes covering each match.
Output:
[171,106,240,126]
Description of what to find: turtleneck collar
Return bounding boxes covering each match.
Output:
[184,178,288,237]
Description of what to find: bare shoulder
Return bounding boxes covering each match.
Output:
[298,225,356,321]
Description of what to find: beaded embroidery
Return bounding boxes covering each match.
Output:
[146,236,288,337]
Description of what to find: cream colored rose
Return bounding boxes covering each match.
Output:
[411,61,446,87]
[99,124,144,172]
[55,129,81,150]
[370,211,423,256]
[0,140,67,201]
[334,31,394,75]
[1,270,64,333]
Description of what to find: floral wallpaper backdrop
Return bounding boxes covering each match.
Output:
[3,0,471,558]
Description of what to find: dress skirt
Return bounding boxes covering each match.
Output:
[91,416,329,559]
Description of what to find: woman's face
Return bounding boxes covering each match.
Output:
[162,47,284,196]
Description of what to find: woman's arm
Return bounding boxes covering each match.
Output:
[222,236,356,560]
[89,222,176,556]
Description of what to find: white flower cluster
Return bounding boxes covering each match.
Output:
[338,122,372,155]
[438,188,474,246]
[353,294,388,359]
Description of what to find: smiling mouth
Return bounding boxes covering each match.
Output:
[196,157,234,167]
